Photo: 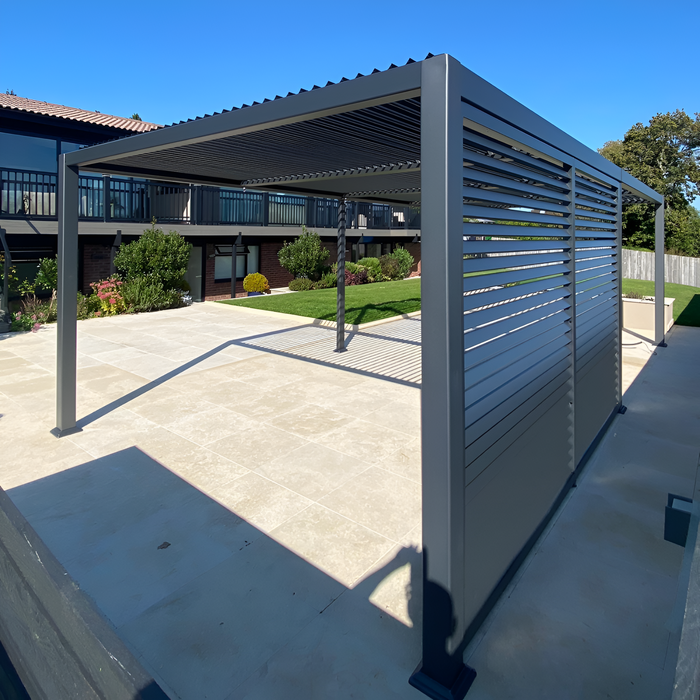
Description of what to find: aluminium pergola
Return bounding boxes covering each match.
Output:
[54,54,664,699]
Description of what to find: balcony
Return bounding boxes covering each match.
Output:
[0,168,421,231]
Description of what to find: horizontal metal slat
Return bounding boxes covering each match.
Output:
[576,172,618,193]
[465,287,570,331]
[575,229,617,240]
[464,251,569,274]
[465,276,570,312]
[576,257,617,274]
[463,167,570,202]
[463,149,568,190]
[464,301,570,351]
[576,305,616,339]
[575,281,617,306]
[464,371,571,472]
[463,239,569,255]
[464,223,566,238]
[577,332,617,370]
[577,337,617,377]
[463,265,569,292]
[576,261,617,284]
[463,185,570,214]
[465,204,568,227]
[576,290,616,316]
[577,318,616,353]
[464,313,569,371]
[576,272,615,294]
[574,208,617,222]
[575,247,616,261]
[574,218,616,230]
[575,239,616,249]
[463,129,568,178]
[575,178,617,204]
[575,195,617,214]
[466,329,571,392]
[465,342,571,419]
[464,353,571,433]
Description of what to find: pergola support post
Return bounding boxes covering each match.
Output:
[52,155,81,438]
[654,202,666,346]
[335,197,346,352]
[410,54,476,700]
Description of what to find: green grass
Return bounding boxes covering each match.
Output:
[622,278,700,327]
[219,278,421,325]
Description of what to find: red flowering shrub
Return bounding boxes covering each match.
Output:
[90,277,126,316]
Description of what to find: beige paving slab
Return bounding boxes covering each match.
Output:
[319,466,421,542]
[365,399,421,437]
[267,403,355,439]
[163,406,254,447]
[214,472,313,534]
[207,422,309,469]
[254,442,369,501]
[269,503,396,588]
[378,438,422,484]
[77,363,148,400]
[313,418,411,465]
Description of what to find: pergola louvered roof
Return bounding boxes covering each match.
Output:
[65,54,661,207]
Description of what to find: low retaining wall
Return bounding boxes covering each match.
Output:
[0,487,167,700]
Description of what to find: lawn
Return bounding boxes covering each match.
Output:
[622,278,700,327]
[219,278,421,325]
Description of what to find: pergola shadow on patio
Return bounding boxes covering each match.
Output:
[50,54,664,698]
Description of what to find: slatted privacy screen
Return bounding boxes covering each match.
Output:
[573,170,620,462]
[458,121,622,627]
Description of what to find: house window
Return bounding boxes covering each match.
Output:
[214,244,259,281]
[0,132,58,172]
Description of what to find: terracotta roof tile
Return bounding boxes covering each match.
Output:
[0,94,161,133]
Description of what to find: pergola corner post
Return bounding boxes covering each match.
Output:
[654,201,666,347]
[335,197,347,352]
[410,55,476,699]
[52,155,81,438]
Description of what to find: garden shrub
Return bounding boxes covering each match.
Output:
[35,256,58,291]
[77,292,101,319]
[278,226,330,280]
[345,268,368,286]
[91,277,126,315]
[121,276,181,313]
[390,247,414,278]
[289,278,314,292]
[11,292,58,332]
[379,254,401,280]
[313,271,337,289]
[243,273,271,294]
[113,219,192,290]
[357,257,382,282]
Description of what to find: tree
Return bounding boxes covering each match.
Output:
[277,226,330,280]
[131,113,142,121]
[598,110,700,255]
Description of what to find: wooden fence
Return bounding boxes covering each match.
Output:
[623,249,700,287]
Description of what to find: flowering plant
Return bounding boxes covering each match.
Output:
[90,277,126,316]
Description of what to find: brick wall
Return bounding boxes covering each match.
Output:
[204,243,245,300]
[260,241,294,288]
[82,244,111,293]
[405,241,422,276]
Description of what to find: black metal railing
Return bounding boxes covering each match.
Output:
[1,168,421,230]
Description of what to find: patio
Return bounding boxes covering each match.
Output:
[0,302,424,698]
[1,304,698,698]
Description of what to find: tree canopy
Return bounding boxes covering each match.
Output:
[599,110,700,256]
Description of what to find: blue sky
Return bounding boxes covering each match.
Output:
[4,0,698,154]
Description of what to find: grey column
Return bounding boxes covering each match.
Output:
[654,202,666,346]
[335,198,346,352]
[53,155,80,437]
[410,55,475,698]
[615,186,624,405]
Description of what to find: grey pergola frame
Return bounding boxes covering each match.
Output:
[53,54,664,699]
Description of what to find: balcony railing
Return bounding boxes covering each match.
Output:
[1,168,421,230]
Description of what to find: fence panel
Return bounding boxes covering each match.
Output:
[622,248,700,287]
[1,169,56,217]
